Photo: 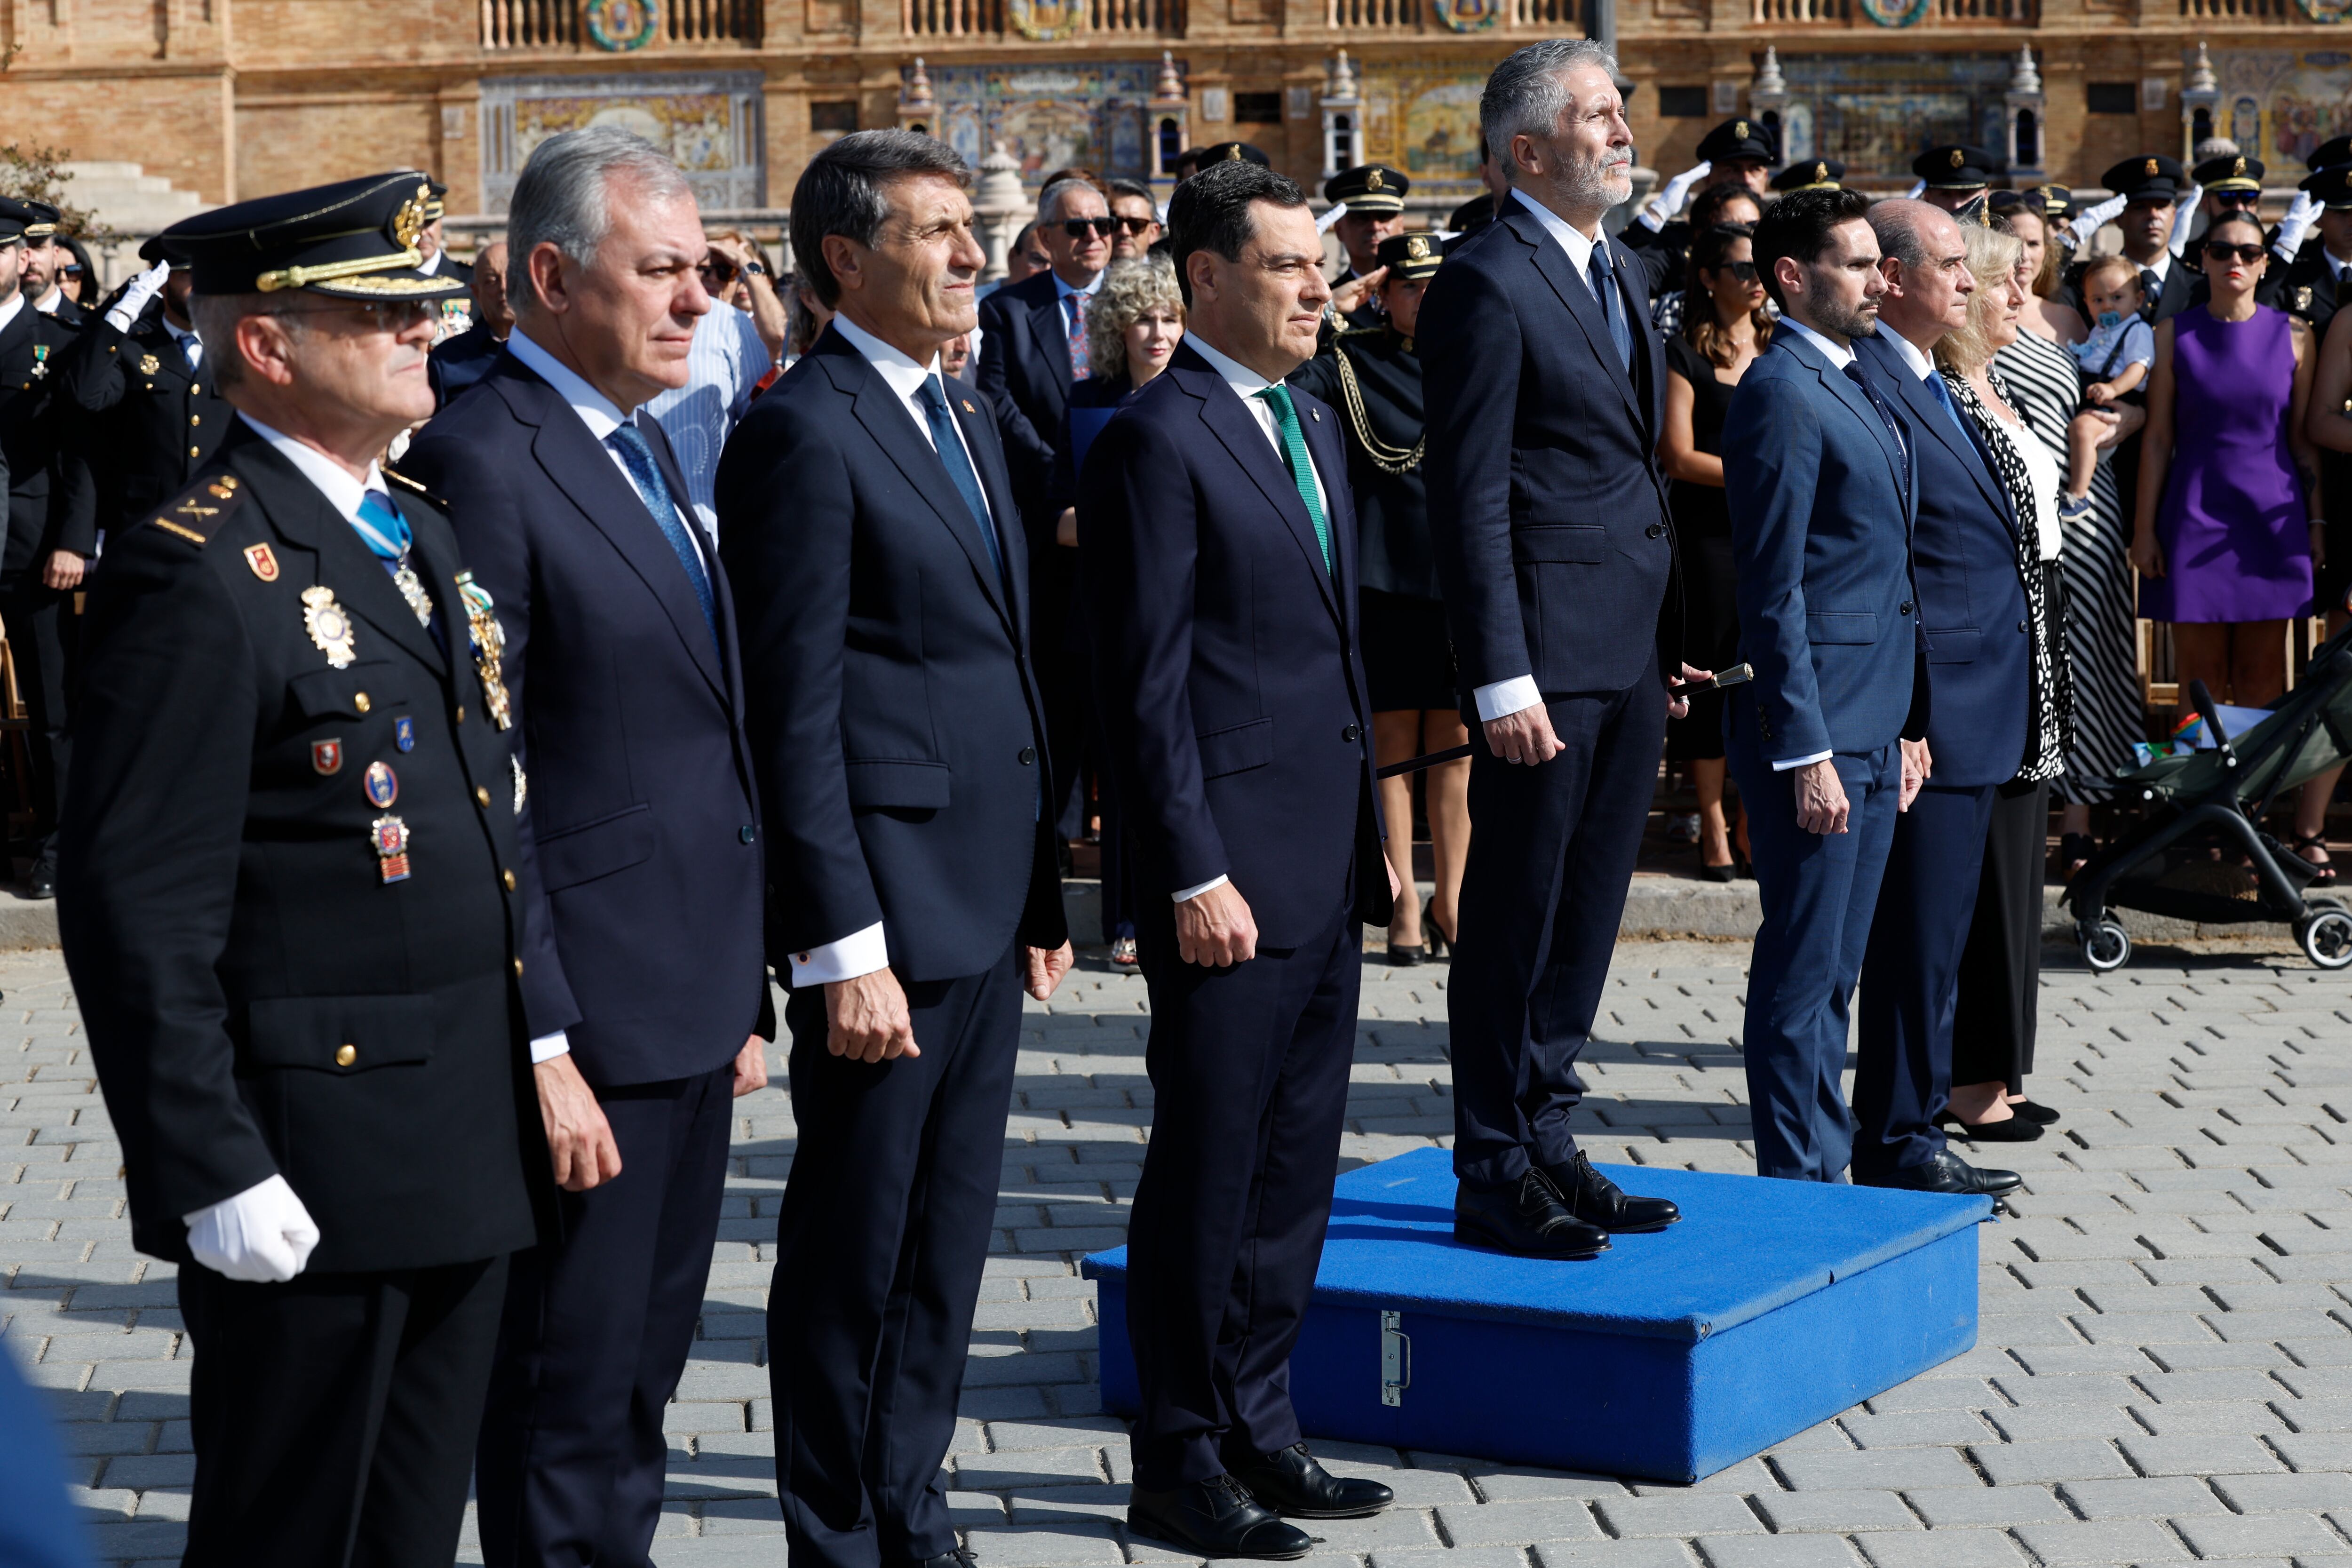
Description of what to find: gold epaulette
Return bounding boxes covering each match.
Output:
[144,473,246,548]
[380,466,449,507]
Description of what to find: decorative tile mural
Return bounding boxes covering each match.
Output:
[480,72,766,213]
[2210,50,2352,173]
[920,61,1176,183]
[1358,69,1491,189]
[1767,53,2013,180]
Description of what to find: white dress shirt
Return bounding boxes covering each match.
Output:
[238,413,389,529]
[418,248,445,277]
[31,286,64,316]
[1167,333,1339,904]
[0,291,24,336]
[783,311,1010,988]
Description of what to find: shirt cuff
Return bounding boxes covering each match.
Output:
[1473,676,1543,725]
[1772,750,1834,772]
[528,1031,571,1065]
[1173,874,1230,903]
[787,922,890,989]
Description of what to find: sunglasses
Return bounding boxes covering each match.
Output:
[1724,259,1760,283]
[282,299,443,330]
[1061,217,1117,238]
[2204,241,2267,264]
[2211,190,2261,208]
[1108,215,1155,235]
[698,255,739,285]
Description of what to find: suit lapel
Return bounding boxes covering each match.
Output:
[1293,388,1354,625]
[1788,337,1911,522]
[509,372,726,700]
[1029,289,1075,420]
[1180,355,1340,622]
[1509,208,1648,433]
[1872,342,2014,530]
[947,384,1028,642]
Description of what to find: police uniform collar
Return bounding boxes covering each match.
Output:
[236,412,388,531]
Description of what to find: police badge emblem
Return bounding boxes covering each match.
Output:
[244,543,280,582]
[139,354,161,376]
[302,585,358,668]
[364,761,399,808]
[312,740,343,776]
[371,815,412,883]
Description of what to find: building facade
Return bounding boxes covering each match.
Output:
[2,0,2348,220]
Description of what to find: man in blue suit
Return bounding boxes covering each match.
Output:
[1082,157,1397,1560]
[1722,185,1922,1184]
[1421,40,1691,1258]
[1850,199,2028,1199]
[716,130,1073,1568]
[403,129,776,1567]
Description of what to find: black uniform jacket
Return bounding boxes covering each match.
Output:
[59,423,546,1274]
[56,301,232,539]
[1289,324,1437,599]
[0,299,95,571]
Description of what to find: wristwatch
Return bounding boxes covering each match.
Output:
[742,261,769,279]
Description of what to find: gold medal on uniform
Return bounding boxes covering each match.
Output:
[390,561,435,629]
[138,354,160,376]
[370,814,412,883]
[28,345,48,380]
[453,571,514,730]
[302,584,358,668]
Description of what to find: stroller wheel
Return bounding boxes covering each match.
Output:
[2295,907,2352,971]
[2081,919,2132,973]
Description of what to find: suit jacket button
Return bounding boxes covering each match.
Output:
[739,825,756,844]
[1645,522,1665,538]
[334,1043,356,1067]
[502,868,517,891]
[354,692,371,713]
[1018,746,1037,765]
[1899,601,1915,615]
[2018,620,2028,633]
[1343,724,1361,742]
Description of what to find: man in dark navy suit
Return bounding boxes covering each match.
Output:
[403,129,777,1568]
[716,130,1072,1568]
[427,238,513,409]
[1721,187,1924,1184]
[1082,155,1396,1562]
[1420,40,1692,1259]
[1851,199,2028,1199]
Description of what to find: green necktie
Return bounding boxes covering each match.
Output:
[1254,384,1331,575]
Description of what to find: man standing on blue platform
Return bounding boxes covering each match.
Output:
[402,127,776,1568]
[1082,155,1397,1560]
[1421,39,1693,1259]
[1720,186,1922,1184]
[1849,200,2027,1199]
[717,129,1073,1568]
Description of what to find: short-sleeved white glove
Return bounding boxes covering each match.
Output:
[184,1174,320,1283]
[103,261,173,335]
[1639,161,1712,232]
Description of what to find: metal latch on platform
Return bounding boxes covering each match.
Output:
[1380,1311,1412,1407]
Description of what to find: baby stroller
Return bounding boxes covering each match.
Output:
[2066,623,2352,972]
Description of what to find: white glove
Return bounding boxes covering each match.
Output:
[2169,185,2202,256]
[2065,191,2130,252]
[1316,201,1349,236]
[1905,178,1927,200]
[103,260,172,334]
[2274,190,2320,263]
[1640,161,1711,232]
[184,1174,320,1283]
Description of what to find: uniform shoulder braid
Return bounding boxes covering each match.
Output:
[141,470,248,550]
[380,465,449,509]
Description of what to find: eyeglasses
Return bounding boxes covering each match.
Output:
[2204,241,2267,264]
[1724,260,1760,283]
[1108,215,1155,235]
[1061,217,1117,238]
[281,299,442,330]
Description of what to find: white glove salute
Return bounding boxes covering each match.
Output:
[2168,186,2203,256]
[1639,161,1711,232]
[2065,191,2130,252]
[104,260,173,335]
[2274,189,2320,263]
[184,1174,321,1283]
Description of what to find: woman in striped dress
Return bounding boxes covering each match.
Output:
[1995,207,2141,875]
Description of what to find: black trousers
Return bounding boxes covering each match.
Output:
[0,580,73,840]
[1449,668,1668,1188]
[178,1253,508,1568]
[477,1060,737,1568]
[1126,894,1360,1491]
[1855,781,1999,1178]
[770,949,1023,1568]
[1952,780,2047,1095]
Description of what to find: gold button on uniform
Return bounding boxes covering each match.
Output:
[189,446,200,456]
[454,706,465,724]
[512,958,525,976]
[334,1043,357,1067]
[476,786,492,808]
[502,868,517,891]
[191,414,202,426]
[354,692,372,713]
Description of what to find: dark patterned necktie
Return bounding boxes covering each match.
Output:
[607,421,720,655]
[1588,242,1634,372]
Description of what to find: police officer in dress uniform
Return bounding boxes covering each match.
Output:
[2271,162,2352,335]
[1624,117,1778,290]
[1912,144,2000,214]
[418,180,476,342]
[0,196,96,899]
[2069,155,2193,324]
[1324,163,1409,328]
[1169,142,1272,183]
[56,236,232,551]
[1770,158,1844,194]
[58,171,550,1568]
[2185,155,2280,313]
[18,203,87,326]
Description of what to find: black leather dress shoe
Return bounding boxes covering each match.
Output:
[1228,1442,1393,1519]
[1542,1150,1681,1233]
[1857,1149,2022,1197]
[1454,1170,1610,1258]
[24,855,55,901]
[1128,1475,1313,1560]
[895,1550,980,1568]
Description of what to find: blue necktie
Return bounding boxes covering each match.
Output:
[606,421,720,656]
[1923,367,1973,446]
[914,375,1006,586]
[1588,242,1634,372]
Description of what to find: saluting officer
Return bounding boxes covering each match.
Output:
[58,171,548,1565]
[0,195,96,899]
[1626,117,1780,290]
[57,236,232,550]
[2273,162,2352,335]
[1324,163,1410,328]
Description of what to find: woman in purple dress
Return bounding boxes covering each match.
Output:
[2133,211,2321,708]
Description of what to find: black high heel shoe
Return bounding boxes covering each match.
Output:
[1937,1110,2043,1142]
[2010,1099,2060,1125]
[1699,862,1736,883]
[1423,896,1453,960]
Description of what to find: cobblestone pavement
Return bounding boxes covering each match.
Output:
[6,939,2352,1568]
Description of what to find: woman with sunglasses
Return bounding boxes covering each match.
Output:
[2134,213,2321,725]
[1658,223,1768,882]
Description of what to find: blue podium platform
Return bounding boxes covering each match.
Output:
[1081,1147,1990,1483]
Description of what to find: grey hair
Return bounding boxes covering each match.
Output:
[1086,257,1182,379]
[507,126,695,313]
[1480,40,1620,184]
[1868,198,1939,271]
[789,129,972,309]
[189,292,303,393]
[1039,177,1104,224]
